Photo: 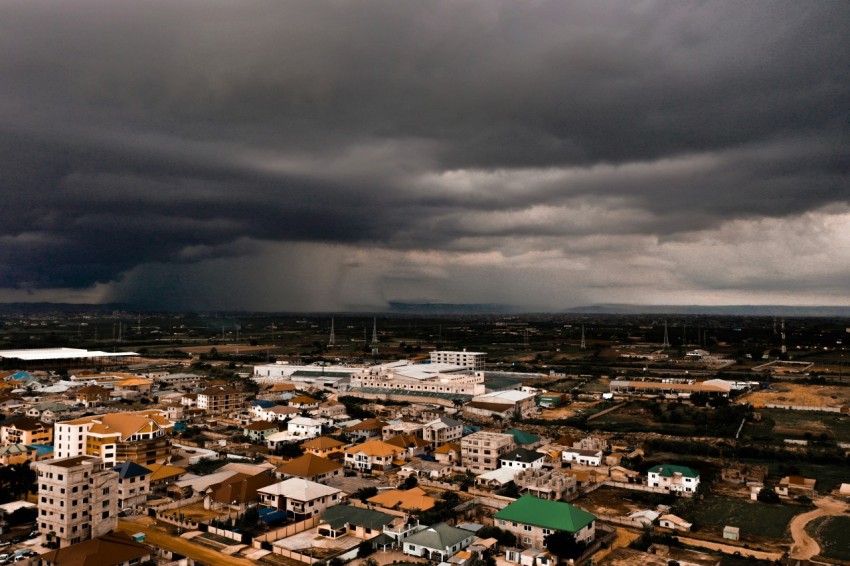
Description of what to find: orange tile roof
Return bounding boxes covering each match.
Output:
[346,439,405,458]
[276,453,342,478]
[367,487,436,511]
[434,442,461,454]
[301,436,345,450]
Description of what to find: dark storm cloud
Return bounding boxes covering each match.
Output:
[0,0,848,295]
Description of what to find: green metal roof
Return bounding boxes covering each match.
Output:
[404,522,474,551]
[647,464,699,478]
[320,505,396,530]
[505,429,540,445]
[494,495,595,533]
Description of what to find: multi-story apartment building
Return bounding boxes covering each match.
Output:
[421,417,463,445]
[429,350,486,370]
[196,385,245,414]
[1,416,53,446]
[461,431,516,474]
[111,461,152,510]
[33,456,118,548]
[54,410,173,466]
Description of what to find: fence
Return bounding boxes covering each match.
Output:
[764,404,845,413]
[585,402,627,422]
[208,525,246,543]
[252,515,320,545]
[151,495,205,512]
[602,480,694,498]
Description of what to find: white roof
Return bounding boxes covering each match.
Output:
[258,477,341,501]
[0,347,138,361]
[0,501,37,514]
[476,467,517,484]
[173,470,238,491]
[289,416,324,426]
[473,390,535,403]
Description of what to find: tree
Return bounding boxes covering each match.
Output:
[545,530,586,560]
[757,486,781,504]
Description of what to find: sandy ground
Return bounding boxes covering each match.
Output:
[675,536,782,561]
[788,496,849,559]
[117,516,258,566]
[740,384,850,408]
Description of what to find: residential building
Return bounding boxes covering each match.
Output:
[382,419,425,440]
[288,416,325,438]
[301,436,345,458]
[430,350,487,370]
[777,475,817,498]
[53,410,173,466]
[402,522,476,561]
[39,532,153,566]
[243,421,280,443]
[204,472,277,513]
[344,439,407,472]
[514,468,577,501]
[368,486,437,512]
[385,434,430,458]
[1,416,53,446]
[561,448,603,467]
[421,417,463,445]
[647,465,701,493]
[461,431,516,474]
[317,504,397,540]
[289,395,320,410]
[34,455,119,548]
[0,443,37,465]
[74,385,111,407]
[258,478,344,520]
[253,404,300,422]
[659,514,693,532]
[196,384,245,414]
[493,494,596,548]
[433,442,462,465]
[505,429,542,449]
[275,453,343,483]
[466,390,537,418]
[110,461,151,510]
[345,418,389,441]
[500,448,546,470]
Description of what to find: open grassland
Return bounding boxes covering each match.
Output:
[740,384,850,409]
[743,408,850,442]
[805,515,850,561]
[685,497,806,540]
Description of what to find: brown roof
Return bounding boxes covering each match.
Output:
[385,434,430,450]
[146,462,187,482]
[270,382,297,392]
[207,472,277,505]
[4,416,47,431]
[301,436,345,450]
[290,395,319,405]
[434,442,461,454]
[465,401,514,412]
[345,418,388,432]
[49,456,99,469]
[276,453,342,478]
[367,486,436,511]
[39,532,151,566]
[345,439,405,458]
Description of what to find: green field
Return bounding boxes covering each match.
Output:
[806,515,850,561]
[744,408,850,443]
[683,496,806,540]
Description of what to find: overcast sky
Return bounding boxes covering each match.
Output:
[1,0,848,311]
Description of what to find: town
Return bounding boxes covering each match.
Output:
[0,311,847,566]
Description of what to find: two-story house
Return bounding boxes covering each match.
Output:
[258,478,344,521]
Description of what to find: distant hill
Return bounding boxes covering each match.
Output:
[0,302,134,315]
[562,304,850,316]
[387,302,527,314]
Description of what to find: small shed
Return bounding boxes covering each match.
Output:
[723,526,739,541]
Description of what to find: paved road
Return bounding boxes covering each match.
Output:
[789,496,849,560]
[117,517,258,566]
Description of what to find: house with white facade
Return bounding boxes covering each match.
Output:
[561,448,603,467]
[647,464,700,493]
[499,448,546,470]
[257,478,344,521]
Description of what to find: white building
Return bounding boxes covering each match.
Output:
[429,350,486,370]
[257,478,344,520]
[647,464,700,493]
[421,417,464,445]
[351,362,485,396]
[561,448,603,467]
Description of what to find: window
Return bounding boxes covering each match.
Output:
[102,511,110,519]
[523,525,532,532]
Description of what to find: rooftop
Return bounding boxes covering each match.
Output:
[493,494,595,533]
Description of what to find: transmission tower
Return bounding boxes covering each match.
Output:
[329,317,335,348]
[662,320,670,348]
[371,317,378,344]
[580,325,586,350]
[781,319,786,355]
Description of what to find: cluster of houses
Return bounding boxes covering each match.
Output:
[0,348,829,566]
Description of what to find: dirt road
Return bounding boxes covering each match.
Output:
[676,536,782,561]
[117,517,259,566]
[789,496,849,559]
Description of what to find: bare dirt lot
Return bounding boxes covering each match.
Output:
[739,383,850,409]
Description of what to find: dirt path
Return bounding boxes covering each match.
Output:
[676,536,782,561]
[117,517,258,566]
[789,496,849,559]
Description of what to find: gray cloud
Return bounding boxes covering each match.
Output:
[0,0,848,308]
